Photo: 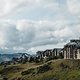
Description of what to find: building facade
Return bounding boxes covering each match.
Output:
[37,48,63,59]
[64,39,80,59]
[53,48,63,57]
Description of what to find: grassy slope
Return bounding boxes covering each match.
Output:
[0,62,42,80]
[0,59,80,80]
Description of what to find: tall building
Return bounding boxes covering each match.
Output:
[64,39,80,59]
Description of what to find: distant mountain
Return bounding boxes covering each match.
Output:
[0,53,32,63]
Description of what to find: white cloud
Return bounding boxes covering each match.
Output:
[53,27,73,38]
[0,19,79,54]
[0,0,33,16]
[67,0,80,17]
[0,0,59,17]
[0,0,80,54]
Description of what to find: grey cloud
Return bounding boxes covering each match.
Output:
[0,20,80,54]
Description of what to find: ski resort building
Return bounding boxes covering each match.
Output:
[37,48,63,59]
[64,39,80,59]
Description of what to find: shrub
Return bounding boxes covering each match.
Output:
[37,64,52,73]
[60,62,70,70]
[21,68,35,75]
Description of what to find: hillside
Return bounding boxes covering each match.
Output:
[0,59,80,80]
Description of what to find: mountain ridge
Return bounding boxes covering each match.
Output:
[0,53,32,63]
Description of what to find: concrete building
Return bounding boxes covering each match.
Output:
[36,49,54,59]
[36,51,44,59]
[64,39,80,59]
[53,48,63,57]
[37,48,63,59]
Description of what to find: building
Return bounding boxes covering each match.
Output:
[53,48,63,57]
[36,50,54,59]
[37,48,63,59]
[36,51,44,59]
[64,39,80,59]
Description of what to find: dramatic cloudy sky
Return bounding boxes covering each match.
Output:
[0,0,80,54]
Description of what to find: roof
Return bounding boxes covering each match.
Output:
[70,39,80,43]
[64,39,80,48]
[54,48,62,50]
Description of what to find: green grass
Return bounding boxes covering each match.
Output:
[1,59,80,80]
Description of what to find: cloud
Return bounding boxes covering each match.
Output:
[16,20,35,44]
[0,0,80,54]
[67,0,80,17]
[0,0,33,17]
[0,0,59,17]
[0,19,80,54]
[0,21,18,47]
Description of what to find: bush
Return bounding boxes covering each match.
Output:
[60,62,70,70]
[37,64,52,73]
[21,68,35,75]
[3,77,8,80]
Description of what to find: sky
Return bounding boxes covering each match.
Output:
[0,0,80,54]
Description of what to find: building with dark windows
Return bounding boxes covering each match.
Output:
[64,39,80,59]
[36,49,54,59]
[36,51,44,59]
[53,48,63,57]
[36,48,63,59]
